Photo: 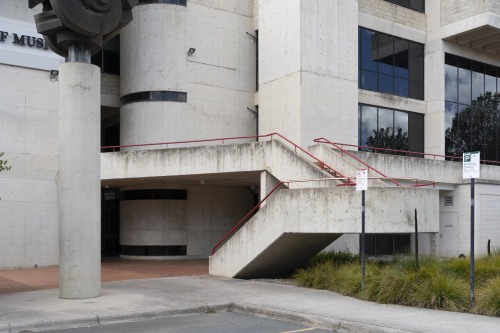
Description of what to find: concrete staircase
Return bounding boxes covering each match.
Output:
[101,138,440,279]
[209,186,439,278]
[309,144,397,187]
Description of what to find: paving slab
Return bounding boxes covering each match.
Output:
[0,275,499,333]
[0,259,208,294]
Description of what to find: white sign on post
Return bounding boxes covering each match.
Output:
[356,169,368,191]
[463,152,480,179]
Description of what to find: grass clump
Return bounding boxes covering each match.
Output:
[413,273,468,311]
[294,251,500,316]
[474,277,500,316]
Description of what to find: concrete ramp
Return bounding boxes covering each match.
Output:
[210,186,439,278]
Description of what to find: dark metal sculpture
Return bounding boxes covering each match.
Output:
[29,0,137,60]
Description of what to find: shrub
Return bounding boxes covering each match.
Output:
[295,261,365,296]
[474,277,500,316]
[363,264,421,305]
[294,262,336,290]
[293,252,499,316]
[411,273,469,312]
[326,263,363,296]
[308,250,359,268]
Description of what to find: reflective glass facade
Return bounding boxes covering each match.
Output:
[445,54,500,161]
[384,0,425,13]
[359,104,424,154]
[359,27,424,100]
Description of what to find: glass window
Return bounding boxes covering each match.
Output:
[384,0,425,13]
[378,108,394,133]
[358,27,424,100]
[394,39,409,79]
[408,42,424,83]
[359,104,422,154]
[445,64,458,102]
[378,74,394,94]
[360,105,378,147]
[410,0,425,12]
[361,70,378,91]
[485,65,496,96]
[471,61,484,103]
[409,80,424,100]
[360,29,377,71]
[91,34,120,75]
[377,34,394,75]
[445,53,500,162]
[458,58,471,105]
[394,77,409,97]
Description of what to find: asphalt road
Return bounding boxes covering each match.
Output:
[42,312,334,333]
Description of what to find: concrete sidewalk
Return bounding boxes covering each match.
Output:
[1,275,499,333]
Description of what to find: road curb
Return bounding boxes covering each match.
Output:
[4,302,416,333]
[2,303,230,333]
[230,303,416,333]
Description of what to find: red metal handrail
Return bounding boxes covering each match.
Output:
[211,181,285,255]
[314,138,402,187]
[317,140,500,166]
[101,132,355,186]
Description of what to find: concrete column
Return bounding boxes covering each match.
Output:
[119,4,188,147]
[58,62,101,299]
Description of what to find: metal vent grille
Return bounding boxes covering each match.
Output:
[444,196,454,206]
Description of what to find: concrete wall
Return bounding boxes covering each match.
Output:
[359,0,427,31]
[101,140,334,188]
[258,0,358,147]
[440,0,500,26]
[101,74,120,108]
[119,1,256,147]
[340,149,500,184]
[438,184,500,257]
[119,184,254,257]
[0,1,59,268]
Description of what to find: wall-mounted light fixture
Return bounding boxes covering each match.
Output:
[50,69,59,81]
[246,32,257,44]
[246,107,258,118]
[187,48,196,55]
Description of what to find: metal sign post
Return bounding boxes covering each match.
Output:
[356,169,368,288]
[463,151,480,305]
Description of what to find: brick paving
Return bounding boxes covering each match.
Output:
[0,258,208,294]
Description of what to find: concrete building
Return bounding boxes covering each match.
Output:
[1,0,500,277]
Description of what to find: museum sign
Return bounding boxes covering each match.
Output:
[0,17,63,71]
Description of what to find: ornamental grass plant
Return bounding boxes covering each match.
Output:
[293,251,500,316]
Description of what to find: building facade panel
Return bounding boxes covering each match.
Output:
[4,0,500,269]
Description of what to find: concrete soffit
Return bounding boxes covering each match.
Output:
[442,12,500,56]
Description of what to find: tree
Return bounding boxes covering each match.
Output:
[445,91,499,160]
[0,152,11,173]
[366,127,409,155]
